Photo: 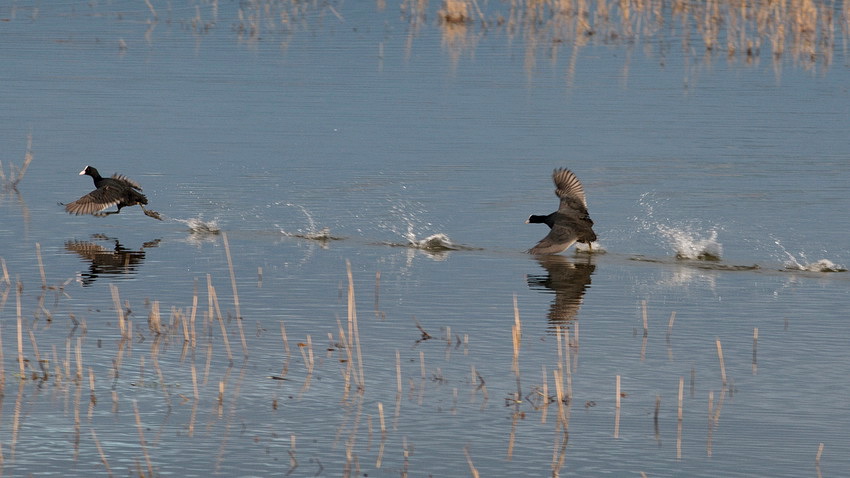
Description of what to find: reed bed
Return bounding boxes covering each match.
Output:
[0,243,833,476]
[425,0,845,76]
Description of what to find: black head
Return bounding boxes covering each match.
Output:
[526,214,547,224]
[79,166,103,180]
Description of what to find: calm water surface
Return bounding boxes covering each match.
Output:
[1,1,849,476]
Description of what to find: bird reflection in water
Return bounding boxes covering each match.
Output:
[526,255,595,331]
[65,234,161,286]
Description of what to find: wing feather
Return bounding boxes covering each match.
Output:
[64,185,122,215]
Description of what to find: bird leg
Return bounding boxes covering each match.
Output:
[140,206,163,221]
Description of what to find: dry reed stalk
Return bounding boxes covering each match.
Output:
[27,330,44,379]
[541,365,549,423]
[257,266,263,288]
[64,339,72,380]
[378,402,386,435]
[297,335,315,374]
[36,243,46,289]
[752,327,759,374]
[551,429,569,475]
[555,325,563,362]
[202,342,213,386]
[552,369,568,429]
[143,0,157,20]
[16,280,24,378]
[190,278,199,348]
[464,444,480,478]
[815,442,824,464]
[132,401,155,476]
[87,367,96,418]
[90,429,113,477]
[221,232,247,358]
[614,375,621,438]
[207,275,233,362]
[345,260,366,390]
[1,134,34,190]
[512,294,522,375]
[395,349,403,396]
[109,284,126,338]
[376,431,386,468]
[374,271,381,318]
[179,305,190,343]
[506,411,518,459]
[666,311,677,338]
[191,361,199,400]
[641,300,649,336]
[715,339,727,386]
[279,321,291,376]
[149,300,162,335]
[677,376,684,459]
[10,380,25,458]
[419,350,426,380]
[75,337,83,381]
[1,258,9,286]
[288,434,298,472]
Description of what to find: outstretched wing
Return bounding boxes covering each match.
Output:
[552,168,588,211]
[111,174,143,191]
[64,185,122,215]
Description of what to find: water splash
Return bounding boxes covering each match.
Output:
[177,216,221,235]
[575,241,605,254]
[775,239,847,272]
[636,193,723,261]
[278,203,343,242]
[658,225,723,261]
[411,233,456,251]
[383,198,432,245]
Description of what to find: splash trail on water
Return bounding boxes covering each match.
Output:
[636,193,723,261]
[774,239,847,272]
[277,203,344,242]
[176,216,222,235]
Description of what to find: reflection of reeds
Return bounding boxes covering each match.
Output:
[431,0,843,75]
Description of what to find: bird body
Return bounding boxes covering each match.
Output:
[527,168,596,254]
[65,166,162,220]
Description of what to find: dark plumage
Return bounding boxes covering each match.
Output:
[64,166,162,220]
[526,168,597,254]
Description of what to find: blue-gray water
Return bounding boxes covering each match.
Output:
[1,2,849,476]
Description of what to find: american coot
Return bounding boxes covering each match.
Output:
[64,166,162,220]
[527,168,597,254]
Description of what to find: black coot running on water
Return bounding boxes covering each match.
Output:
[64,166,163,220]
[526,168,597,254]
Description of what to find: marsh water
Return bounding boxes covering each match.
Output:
[1,1,849,476]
